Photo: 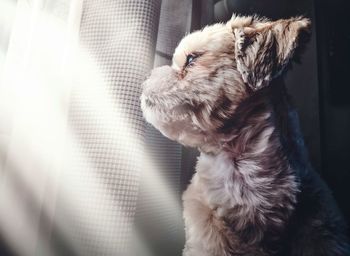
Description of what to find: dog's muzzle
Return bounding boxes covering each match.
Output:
[141,65,177,96]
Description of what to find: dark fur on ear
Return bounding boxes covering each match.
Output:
[231,15,311,91]
[283,22,312,73]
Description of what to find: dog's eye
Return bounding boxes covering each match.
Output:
[185,54,197,67]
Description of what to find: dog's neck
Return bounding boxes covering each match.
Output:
[220,78,290,154]
[195,78,302,243]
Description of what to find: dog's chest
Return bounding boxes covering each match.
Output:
[191,153,236,210]
[182,149,300,255]
[189,153,270,212]
[182,153,269,255]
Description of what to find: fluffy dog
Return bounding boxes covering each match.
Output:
[140,14,350,256]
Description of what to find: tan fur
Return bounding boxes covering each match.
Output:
[141,14,310,256]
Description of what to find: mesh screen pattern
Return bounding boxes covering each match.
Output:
[131,1,192,255]
[50,1,161,255]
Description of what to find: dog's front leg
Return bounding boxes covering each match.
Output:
[182,183,229,256]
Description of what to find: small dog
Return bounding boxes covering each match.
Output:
[141,14,350,256]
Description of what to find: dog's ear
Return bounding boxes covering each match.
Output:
[230,15,311,90]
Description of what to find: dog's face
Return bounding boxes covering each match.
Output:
[141,15,310,153]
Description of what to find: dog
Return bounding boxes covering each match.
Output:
[140,14,350,256]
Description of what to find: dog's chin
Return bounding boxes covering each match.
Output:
[141,102,195,143]
[141,101,222,153]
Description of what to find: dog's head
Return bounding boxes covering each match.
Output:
[141,14,310,153]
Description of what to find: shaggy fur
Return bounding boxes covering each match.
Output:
[140,14,350,256]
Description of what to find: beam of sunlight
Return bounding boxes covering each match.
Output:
[0,0,84,255]
[0,0,182,256]
[0,0,17,79]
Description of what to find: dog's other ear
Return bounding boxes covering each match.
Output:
[231,15,311,91]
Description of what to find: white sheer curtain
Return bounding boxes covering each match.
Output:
[0,1,184,255]
[0,1,83,255]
